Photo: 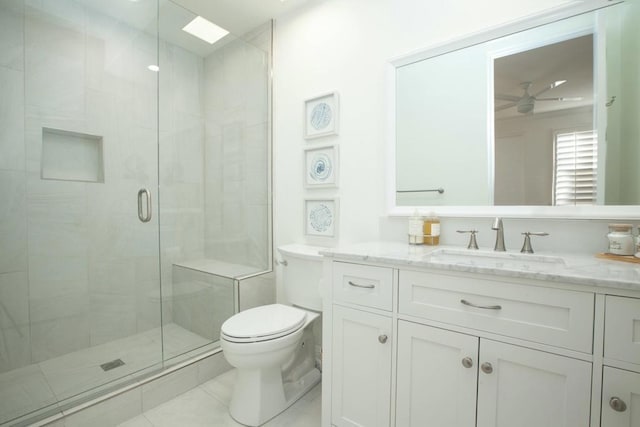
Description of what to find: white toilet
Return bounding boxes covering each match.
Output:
[220,244,324,426]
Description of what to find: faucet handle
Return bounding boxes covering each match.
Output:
[457,230,479,250]
[520,232,549,253]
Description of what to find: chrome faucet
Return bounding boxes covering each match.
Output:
[491,217,506,251]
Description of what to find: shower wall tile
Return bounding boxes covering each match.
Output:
[171,266,234,342]
[135,275,162,333]
[24,0,86,27]
[24,7,86,120]
[168,45,204,117]
[29,290,89,323]
[89,293,137,346]
[0,67,25,171]
[0,272,31,373]
[238,272,276,312]
[0,170,27,274]
[202,27,271,269]
[28,255,88,300]
[31,313,91,363]
[88,255,136,296]
[0,1,24,71]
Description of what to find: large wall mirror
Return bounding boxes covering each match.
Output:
[390,0,639,218]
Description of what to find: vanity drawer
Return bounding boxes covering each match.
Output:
[332,262,393,311]
[399,270,594,353]
[604,296,640,366]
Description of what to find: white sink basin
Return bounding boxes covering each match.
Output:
[426,248,566,271]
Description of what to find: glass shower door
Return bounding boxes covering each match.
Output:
[0,0,162,424]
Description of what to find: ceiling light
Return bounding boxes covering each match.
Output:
[182,16,229,45]
[553,80,567,87]
[147,64,159,72]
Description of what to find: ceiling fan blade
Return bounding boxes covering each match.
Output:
[533,79,567,97]
[495,94,521,102]
[495,102,517,111]
[536,96,583,101]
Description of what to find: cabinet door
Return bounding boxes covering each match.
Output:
[477,340,592,427]
[602,367,640,427]
[332,305,392,427]
[396,321,478,427]
[604,296,640,366]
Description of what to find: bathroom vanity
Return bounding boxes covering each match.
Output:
[320,243,640,427]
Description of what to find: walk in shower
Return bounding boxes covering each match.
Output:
[0,0,272,424]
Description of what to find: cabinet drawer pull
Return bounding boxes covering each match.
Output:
[609,397,627,412]
[348,280,375,289]
[481,362,493,374]
[378,334,388,344]
[460,299,502,310]
[461,357,473,368]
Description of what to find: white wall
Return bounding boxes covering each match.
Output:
[273,0,632,300]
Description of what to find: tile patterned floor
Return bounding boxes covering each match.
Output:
[117,370,322,427]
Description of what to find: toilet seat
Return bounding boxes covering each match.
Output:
[221,304,307,343]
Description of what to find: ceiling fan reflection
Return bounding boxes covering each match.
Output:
[495,80,582,114]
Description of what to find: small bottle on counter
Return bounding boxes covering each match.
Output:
[607,223,634,255]
[423,211,440,246]
[408,210,424,245]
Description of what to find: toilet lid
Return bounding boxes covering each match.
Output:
[221,304,306,342]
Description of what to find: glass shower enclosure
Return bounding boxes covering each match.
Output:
[0,0,272,425]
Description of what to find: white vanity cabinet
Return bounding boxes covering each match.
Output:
[321,250,640,427]
[396,268,593,427]
[601,367,640,426]
[600,296,640,426]
[395,321,478,427]
[331,305,392,427]
[329,262,394,427]
[475,340,591,427]
[396,321,592,427]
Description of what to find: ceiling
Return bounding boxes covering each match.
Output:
[171,0,310,36]
[81,0,311,58]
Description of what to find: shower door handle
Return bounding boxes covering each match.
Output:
[137,189,152,223]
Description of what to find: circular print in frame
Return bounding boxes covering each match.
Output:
[308,152,333,183]
[310,102,332,131]
[309,203,333,233]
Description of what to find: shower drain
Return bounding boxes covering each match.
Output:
[100,359,125,372]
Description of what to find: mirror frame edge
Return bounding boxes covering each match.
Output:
[386,0,638,219]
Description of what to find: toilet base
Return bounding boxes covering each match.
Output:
[229,367,321,426]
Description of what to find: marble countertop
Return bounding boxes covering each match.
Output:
[320,242,640,293]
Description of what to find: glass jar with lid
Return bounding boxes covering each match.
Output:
[607,223,634,255]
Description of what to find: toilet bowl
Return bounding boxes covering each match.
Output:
[220,244,324,426]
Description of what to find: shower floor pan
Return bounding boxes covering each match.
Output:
[0,323,210,426]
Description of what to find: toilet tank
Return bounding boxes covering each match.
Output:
[278,244,324,312]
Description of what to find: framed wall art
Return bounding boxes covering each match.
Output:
[304,198,338,238]
[304,145,339,188]
[304,92,339,139]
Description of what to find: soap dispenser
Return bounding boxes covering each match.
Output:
[423,211,440,245]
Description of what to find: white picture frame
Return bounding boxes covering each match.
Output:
[304,92,339,139]
[304,198,339,238]
[304,145,339,188]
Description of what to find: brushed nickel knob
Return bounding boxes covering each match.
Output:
[378,334,388,344]
[461,357,473,368]
[481,362,493,374]
[610,397,627,412]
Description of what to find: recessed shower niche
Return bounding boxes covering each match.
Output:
[41,127,105,183]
